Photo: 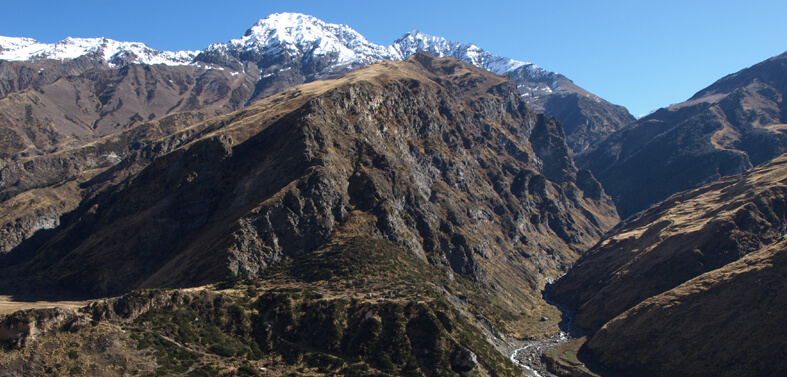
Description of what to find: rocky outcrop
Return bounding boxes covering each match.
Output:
[577,51,787,218]
[9,54,618,305]
[0,289,175,349]
[0,307,86,349]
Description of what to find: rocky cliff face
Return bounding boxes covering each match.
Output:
[7,54,617,311]
[577,51,787,218]
[549,154,787,377]
[391,30,636,154]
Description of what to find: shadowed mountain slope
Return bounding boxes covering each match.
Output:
[577,51,787,218]
[584,237,787,377]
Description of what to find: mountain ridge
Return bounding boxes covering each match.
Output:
[577,49,787,218]
[0,12,634,153]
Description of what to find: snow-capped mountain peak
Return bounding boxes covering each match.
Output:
[226,12,395,65]
[0,36,197,67]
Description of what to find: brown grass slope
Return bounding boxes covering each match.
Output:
[585,238,787,377]
[551,154,787,330]
[0,62,260,195]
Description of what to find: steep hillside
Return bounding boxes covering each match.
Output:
[584,238,787,377]
[547,154,787,377]
[3,55,617,336]
[0,237,527,377]
[0,62,261,253]
[552,154,787,330]
[390,30,635,153]
[577,51,787,218]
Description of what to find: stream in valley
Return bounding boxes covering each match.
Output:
[509,282,583,377]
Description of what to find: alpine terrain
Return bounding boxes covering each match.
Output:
[0,53,617,375]
[0,12,630,260]
[1,10,784,377]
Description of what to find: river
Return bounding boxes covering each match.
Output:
[509,281,582,377]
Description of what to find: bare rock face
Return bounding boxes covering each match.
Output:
[8,54,617,303]
[0,307,85,349]
[451,348,478,372]
[577,51,787,219]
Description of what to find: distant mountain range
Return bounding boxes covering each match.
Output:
[0,36,197,67]
[0,12,634,153]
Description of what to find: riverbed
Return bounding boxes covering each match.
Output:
[509,282,582,376]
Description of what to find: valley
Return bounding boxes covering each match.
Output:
[0,10,786,377]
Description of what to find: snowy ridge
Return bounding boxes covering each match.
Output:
[0,12,566,95]
[0,36,197,67]
[390,30,530,75]
[199,14,557,81]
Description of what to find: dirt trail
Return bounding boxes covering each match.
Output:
[0,295,91,314]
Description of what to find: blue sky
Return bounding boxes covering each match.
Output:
[2,0,786,117]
